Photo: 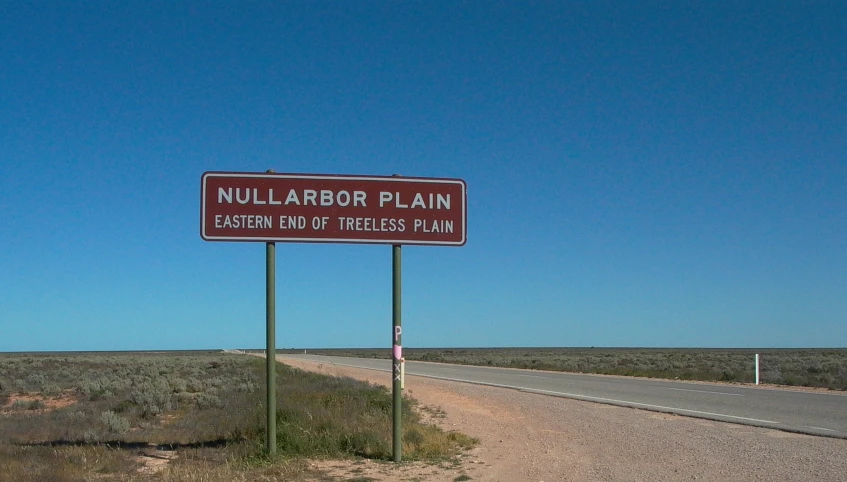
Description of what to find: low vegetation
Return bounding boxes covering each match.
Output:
[288,347,847,390]
[0,351,476,481]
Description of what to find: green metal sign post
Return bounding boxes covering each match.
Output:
[392,244,403,462]
[266,241,277,456]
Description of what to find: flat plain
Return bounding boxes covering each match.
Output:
[284,347,847,390]
[3,348,844,480]
[0,351,474,481]
[281,355,847,482]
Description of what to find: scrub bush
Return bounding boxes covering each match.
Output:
[100,411,131,434]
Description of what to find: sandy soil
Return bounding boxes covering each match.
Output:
[279,356,847,482]
[1,390,78,414]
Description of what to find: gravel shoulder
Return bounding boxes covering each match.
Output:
[279,355,847,482]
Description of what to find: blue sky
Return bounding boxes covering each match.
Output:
[1,2,845,351]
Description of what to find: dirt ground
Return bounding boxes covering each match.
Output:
[279,356,847,482]
[1,391,78,414]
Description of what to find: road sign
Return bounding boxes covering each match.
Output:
[201,172,467,245]
[200,170,467,460]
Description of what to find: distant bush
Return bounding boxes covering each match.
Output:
[175,392,196,405]
[236,381,257,392]
[168,377,188,393]
[83,428,99,443]
[129,378,174,418]
[23,374,46,390]
[77,377,126,400]
[196,393,223,409]
[100,411,131,434]
[207,376,226,389]
[40,384,61,397]
[61,410,88,422]
[185,377,204,393]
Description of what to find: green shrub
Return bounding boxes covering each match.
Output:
[24,373,46,389]
[169,377,188,393]
[185,377,204,393]
[130,380,173,418]
[112,399,134,414]
[196,393,223,409]
[83,428,99,443]
[342,430,389,458]
[175,392,196,404]
[100,411,131,434]
[40,383,61,397]
[62,410,88,422]
[237,381,257,392]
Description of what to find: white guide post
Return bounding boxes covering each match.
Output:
[755,353,760,385]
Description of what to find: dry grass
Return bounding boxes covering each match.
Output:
[0,444,140,481]
[0,351,476,481]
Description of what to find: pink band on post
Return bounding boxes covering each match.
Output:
[393,344,402,360]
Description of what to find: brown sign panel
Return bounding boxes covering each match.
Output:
[201,172,467,245]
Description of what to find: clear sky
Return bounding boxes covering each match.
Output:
[1,2,845,351]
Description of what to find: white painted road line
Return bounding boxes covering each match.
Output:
[805,426,838,432]
[279,356,847,440]
[320,361,780,427]
[666,387,744,396]
[330,361,390,372]
[527,388,778,425]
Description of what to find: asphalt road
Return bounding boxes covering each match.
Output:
[280,354,847,439]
